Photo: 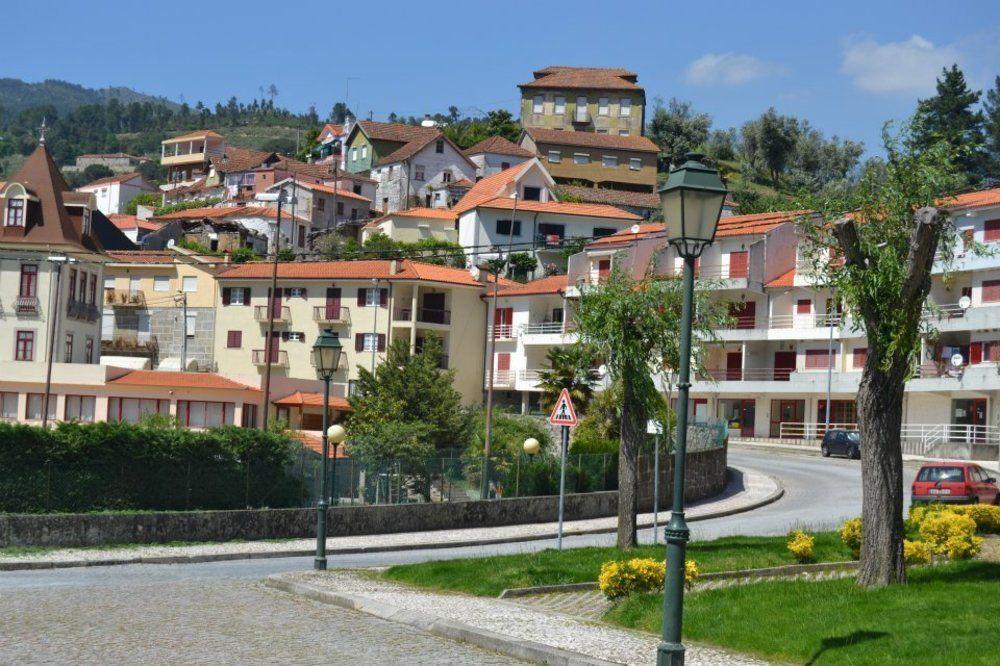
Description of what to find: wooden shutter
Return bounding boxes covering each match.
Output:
[805,349,831,369]
[497,352,511,371]
[852,347,867,368]
[725,351,742,380]
[597,259,611,281]
[222,287,231,305]
[796,299,812,314]
[728,251,748,278]
[227,330,242,348]
[985,341,1000,362]
[983,279,1000,303]
[985,219,1000,242]
[379,288,388,307]
[244,287,251,304]
[326,287,341,319]
[355,334,364,352]
[357,288,367,307]
[970,342,983,365]
[377,334,386,351]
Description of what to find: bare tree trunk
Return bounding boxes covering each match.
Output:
[617,377,645,549]
[855,363,907,586]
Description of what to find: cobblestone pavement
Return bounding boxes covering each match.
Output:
[0,578,520,665]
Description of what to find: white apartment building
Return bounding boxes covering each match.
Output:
[76,172,158,216]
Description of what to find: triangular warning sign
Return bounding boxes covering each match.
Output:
[549,388,578,427]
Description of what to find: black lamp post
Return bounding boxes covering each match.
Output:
[657,153,727,666]
[312,328,343,571]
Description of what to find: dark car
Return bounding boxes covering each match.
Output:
[821,429,860,459]
[912,462,999,505]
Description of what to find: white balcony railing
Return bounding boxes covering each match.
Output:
[521,322,567,335]
[491,324,516,340]
[254,305,290,324]
[252,349,288,367]
[777,422,858,439]
[488,370,515,388]
[313,305,351,324]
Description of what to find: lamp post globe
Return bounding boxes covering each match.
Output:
[327,423,347,444]
[656,152,727,666]
[312,329,343,570]
[523,437,540,455]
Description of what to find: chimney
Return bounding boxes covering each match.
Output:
[389,259,399,275]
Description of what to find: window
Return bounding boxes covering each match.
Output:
[336,201,344,215]
[153,276,170,292]
[442,171,452,183]
[805,348,834,369]
[241,403,258,428]
[1,393,17,420]
[68,269,77,303]
[287,331,304,342]
[176,400,235,428]
[501,162,511,170]
[108,397,168,424]
[548,150,561,163]
[64,395,95,423]
[414,165,425,181]
[538,223,565,243]
[575,96,587,122]
[532,95,544,113]
[316,198,325,211]
[297,225,305,248]
[350,208,358,220]
[353,184,362,195]
[20,264,38,297]
[619,129,630,137]
[984,279,1000,303]
[852,347,868,369]
[88,274,96,305]
[364,288,380,307]
[85,337,94,363]
[602,155,618,168]
[185,313,196,338]
[363,332,378,351]
[5,198,25,226]
[593,227,617,238]
[598,98,609,115]
[361,146,368,159]
[554,96,565,114]
[287,287,305,298]
[351,147,358,160]
[435,140,444,154]
[986,220,1000,242]
[26,394,56,422]
[628,158,642,171]
[226,330,242,348]
[229,287,246,305]
[522,186,541,201]
[573,153,590,165]
[496,219,522,236]
[104,276,115,290]
[596,129,608,134]
[82,208,92,236]
[102,312,114,340]
[796,299,812,314]
[64,333,73,363]
[182,276,197,292]
[15,331,34,361]
[128,276,141,294]
[620,98,631,117]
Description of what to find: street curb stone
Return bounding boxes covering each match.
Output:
[265,576,617,666]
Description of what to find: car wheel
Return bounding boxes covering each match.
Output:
[850,446,861,460]
[821,444,830,457]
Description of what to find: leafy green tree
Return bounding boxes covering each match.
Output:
[348,421,436,501]
[506,252,537,280]
[982,75,1000,174]
[571,383,621,454]
[757,107,800,188]
[913,65,986,183]
[229,246,257,263]
[125,192,161,215]
[536,345,600,415]
[485,109,521,143]
[646,97,712,167]
[573,263,729,548]
[347,335,467,454]
[797,122,965,587]
[276,247,296,262]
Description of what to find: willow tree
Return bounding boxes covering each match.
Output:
[574,264,729,548]
[798,125,965,586]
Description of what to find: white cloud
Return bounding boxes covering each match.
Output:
[684,53,786,87]
[841,35,962,94]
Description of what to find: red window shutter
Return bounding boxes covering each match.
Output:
[797,299,812,314]
[379,288,388,307]
[805,349,831,369]
[355,334,364,352]
[326,287,341,318]
[985,341,1000,362]
[970,342,983,365]
[227,330,242,348]
[728,251,748,278]
[597,259,611,281]
[357,288,367,307]
[243,288,251,305]
[852,347,867,368]
[983,280,1000,303]
[222,287,231,305]
[497,353,511,371]
[377,334,386,351]
[985,219,1000,242]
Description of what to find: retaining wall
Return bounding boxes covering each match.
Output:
[0,445,726,548]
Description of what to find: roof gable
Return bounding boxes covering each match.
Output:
[462,135,535,158]
[452,160,551,215]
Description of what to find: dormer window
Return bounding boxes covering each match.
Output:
[82,208,92,236]
[5,198,25,227]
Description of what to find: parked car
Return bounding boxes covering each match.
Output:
[911,462,999,505]
[821,429,860,459]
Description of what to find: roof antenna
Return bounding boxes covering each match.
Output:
[39,117,47,144]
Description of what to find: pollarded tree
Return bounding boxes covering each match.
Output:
[798,123,965,587]
[574,263,730,548]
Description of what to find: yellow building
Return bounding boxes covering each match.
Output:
[213,259,488,403]
[361,207,458,244]
[519,66,646,136]
[520,127,659,192]
[160,130,224,184]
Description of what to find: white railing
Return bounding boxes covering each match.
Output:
[765,313,843,329]
[521,322,567,335]
[664,263,749,280]
[700,367,796,381]
[518,369,543,384]
[777,422,858,439]
[487,370,514,388]
[900,423,1000,457]
[923,302,967,320]
[491,325,516,340]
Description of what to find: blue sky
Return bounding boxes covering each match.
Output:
[5,1,999,154]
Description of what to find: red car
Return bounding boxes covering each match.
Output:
[911,462,999,506]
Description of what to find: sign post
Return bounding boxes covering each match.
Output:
[549,388,579,550]
[648,419,664,545]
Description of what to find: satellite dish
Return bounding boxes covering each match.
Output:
[958,295,972,310]
[630,224,641,234]
[166,239,175,248]
[598,364,608,376]
[951,353,964,368]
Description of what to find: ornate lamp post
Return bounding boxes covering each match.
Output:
[311,329,343,571]
[657,153,727,665]
[328,424,347,506]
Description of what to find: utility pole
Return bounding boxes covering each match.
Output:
[824,294,837,434]
[370,278,380,374]
[260,189,287,431]
[41,254,68,428]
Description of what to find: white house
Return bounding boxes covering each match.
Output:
[76,172,158,215]
[462,135,535,179]
[370,133,477,213]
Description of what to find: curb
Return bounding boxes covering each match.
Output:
[0,471,784,573]
[265,575,616,666]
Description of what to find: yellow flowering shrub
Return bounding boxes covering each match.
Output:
[598,557,699,600]
[949,504,1000,534]
[787,529,816,563]
[944,534,983,560]
[919,511,978,556]
[840,518,863,559]
[903,539,931,566]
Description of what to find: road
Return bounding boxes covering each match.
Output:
[0,449,917,664]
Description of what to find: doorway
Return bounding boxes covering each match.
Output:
[952,398,988,442]
[770,399,805,437]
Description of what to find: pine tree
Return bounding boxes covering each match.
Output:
[983,75,1000,178]
[913,65,986,182]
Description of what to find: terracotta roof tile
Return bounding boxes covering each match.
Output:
[358,120,440,145]
[152,205,310,224]
[944,187,1000,211]
[588,223,665,247]
[77,172,153,189]
[219,259,482,287]
[478,197,642,221]
[105,250,178,264]
[107,214,161,232]
[108,370,259,392]
[523,127,659,153]
[520,66,642,91]
[273,391,352,410]
[452,162,534,214]
[164,130,223,142]
[266,158,340,179]
[558,184,660,210]
[463,135,535,158]
[766,267,796,288]
[495,275,568,297]
[371,207,457,224]
[714,210,809,238]
[448,178,475,189]
[211,146,277,173]
[292,180,370,202]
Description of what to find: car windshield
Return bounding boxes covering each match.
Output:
[916,466,966,483]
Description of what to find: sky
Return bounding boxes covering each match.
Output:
[4,0,999,155]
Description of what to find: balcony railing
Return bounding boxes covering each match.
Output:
[664,263,748,280]
[313,305,351,324]
[106,289,145,307]
[15,296,39,315]
[488,370,515,388]
[252,349,288,367]
[254,305,290,324]
[491,324,516,340]
[699,367,795,382]
[521,322,568,335]
[395,307,451,325]
[518,369,543,384]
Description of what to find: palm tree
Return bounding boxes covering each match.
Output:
[536,346,600,414]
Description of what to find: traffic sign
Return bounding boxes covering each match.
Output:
[549,388,578,427]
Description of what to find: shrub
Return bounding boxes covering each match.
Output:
[840,518,862,558]
[598,557,698,601]
[903,539,932,566]
[919,511,978,556]
[787,529,816,563]
[944,533,983,560]
[949,504,1000,534]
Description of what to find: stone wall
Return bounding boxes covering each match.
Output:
[149,307,215,370]
[0,446,726,548]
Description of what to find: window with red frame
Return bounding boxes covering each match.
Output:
[985,340,1000,363]
[852,347,868,368]
[796,299,812,314]
[805,348,833,369]
[984,279,1000,303]
[15,330,34,361]
[985,219,1000,242]
[176,400,234,428]
[20,264,37,297]
[226,330,242,348]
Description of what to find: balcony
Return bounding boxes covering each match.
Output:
[394,307,451,325]
[313,305,351,325]
[487,370,515,388]
[520,321,576,346]
[15,296,39,315]
[106,289,145,307]
[491,324,516,341]
[700,367,796,382]
[252,349,288,367]
[68,301,101,322]
[255,305,290,324]
[517,369,542,389]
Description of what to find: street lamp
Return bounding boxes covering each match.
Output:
[312,329,343,571]
[328,423,347,507]
[657,153,727,666]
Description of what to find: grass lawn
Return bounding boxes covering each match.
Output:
[383,532,853,597]
[606,561,1000,665]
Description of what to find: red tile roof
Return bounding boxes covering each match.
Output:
[766,268,796,288]
[358,120,440,145]
[211,146,277,173]
[714,210,809,238]
[449,178,475,189]
[293,180,370,202]
[318,123,344,139]
[77,172,152,189]
[943,187,1000,211]
[558,184,660,210]
[495,275,568,297]
[164,130,223,142]
[478,197,642,221]
[452,162,535,215]
[218,259,483,287]
[463,135,535,158]
[588,223,665,247]
[105,250,178,264]
[152,205,310,224]
[108,214,161,232]
[273,391,352,410]
[523,127,659,153]
[520,66,642,92]
[372,207,457,224]
[108,370,260,392]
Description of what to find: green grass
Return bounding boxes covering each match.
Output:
[382,532,852,597]
[0,545,55,557]
[606,561,1000,665]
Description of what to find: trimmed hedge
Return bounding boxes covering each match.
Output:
[0,422,309,513]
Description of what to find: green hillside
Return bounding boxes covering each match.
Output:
[0,78,178,118]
